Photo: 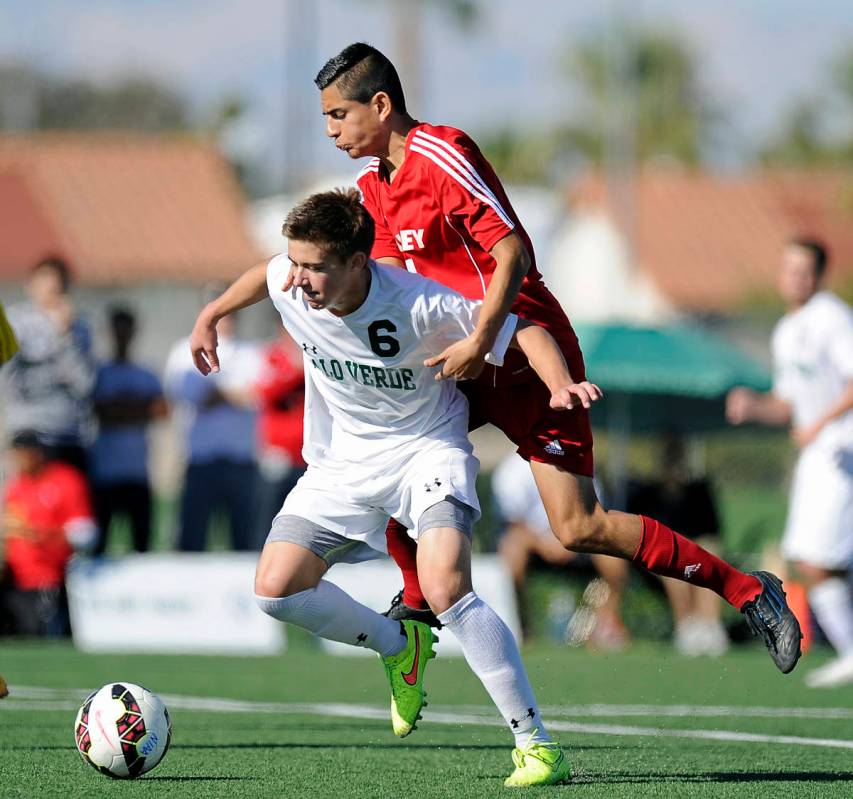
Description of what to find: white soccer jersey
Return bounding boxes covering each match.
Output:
[266,256,517,472]
[772,291,853,568]
[772,290,853,454]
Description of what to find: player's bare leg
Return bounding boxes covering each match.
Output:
[416,521,570,786]
[254,540,409,659]
[795,561,853,688]
[254,538,434,736]
[529,461,802,672]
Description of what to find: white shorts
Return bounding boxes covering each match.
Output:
[782,445,853,569]
[275,439,481,554]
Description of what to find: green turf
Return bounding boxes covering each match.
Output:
[1,639,852,798]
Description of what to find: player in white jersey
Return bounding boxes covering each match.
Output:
[727,237,853,688]
[189,189,592,786]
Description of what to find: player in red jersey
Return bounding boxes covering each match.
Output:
[301,43,800,675]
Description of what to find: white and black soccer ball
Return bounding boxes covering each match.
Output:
[74,682,171,779]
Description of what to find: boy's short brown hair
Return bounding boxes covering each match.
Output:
[282,188,375,262]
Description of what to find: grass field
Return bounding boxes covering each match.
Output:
[2,637,852,798]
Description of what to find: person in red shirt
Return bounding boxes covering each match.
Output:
[309,42,802,675]
[1,431,96,635]
[252,329,306,547]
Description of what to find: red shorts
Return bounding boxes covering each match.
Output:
[460,365,595,477]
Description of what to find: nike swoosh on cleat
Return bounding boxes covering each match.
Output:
[401,631,421,686]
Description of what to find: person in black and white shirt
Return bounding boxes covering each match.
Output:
[188,188,589,785]
[728,237,853,688]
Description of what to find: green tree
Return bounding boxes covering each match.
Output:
[0,63,189,132]
[39,77,188,131]
[565,29,716,167]
[761,45,853,167]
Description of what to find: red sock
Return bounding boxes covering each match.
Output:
[633,516,762,610]
[385,518,427,609]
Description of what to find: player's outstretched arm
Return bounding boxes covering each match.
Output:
[189,261,269,375]
[725,387,792,428]
[513,321,602,411]
[428,234,530,382]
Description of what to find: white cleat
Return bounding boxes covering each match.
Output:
[805,654,853,688]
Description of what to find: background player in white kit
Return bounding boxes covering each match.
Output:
[189,189,599,786]
[728,237,853,688]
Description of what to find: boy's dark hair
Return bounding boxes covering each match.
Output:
[31,256,72,292]
[789,236,829,280]
[315,42,407,115]
[282,188,375,262]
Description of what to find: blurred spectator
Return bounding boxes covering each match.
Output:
[0,301,19,365]
[627,432,728,656]
[0,431,96,636]
[727,237,853,688]
[492,453,630,648]
[164,305,262,551]
[89,307,167,555]
[3,257,94,470]
[252,329,306,548]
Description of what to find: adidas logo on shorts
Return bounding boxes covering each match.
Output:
[544,439,565,456]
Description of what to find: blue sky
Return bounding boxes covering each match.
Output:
[2,0,851,186]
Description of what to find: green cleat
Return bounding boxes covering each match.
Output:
[504,735,572,788]
[380,619,437,737]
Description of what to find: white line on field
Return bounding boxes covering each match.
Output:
[9,687,853,720]
[5,686,853,750]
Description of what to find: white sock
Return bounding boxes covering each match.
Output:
[809,578,853,657]
[438,592,550,746]
[256,580,406,657]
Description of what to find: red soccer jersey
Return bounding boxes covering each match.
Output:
[3,462,93,590]
[256,338,305,466]
[357,122,582,387]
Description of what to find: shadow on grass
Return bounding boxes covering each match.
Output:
[569,771,853,785]
[145,776,259,782]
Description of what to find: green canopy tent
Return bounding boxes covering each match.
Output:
[573,323,772,506]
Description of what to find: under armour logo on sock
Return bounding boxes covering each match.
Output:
[511,708,536,728]
[684,563,701,579]
[356,633,367,643]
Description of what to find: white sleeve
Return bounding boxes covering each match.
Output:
[827,307,853,382]
[770,325,794,402]
[416,282,517,367]
[267,253,290,296]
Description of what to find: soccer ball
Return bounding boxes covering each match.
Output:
[74,682,171,779]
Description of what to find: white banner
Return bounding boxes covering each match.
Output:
[66,553,284,655]
[321,554,520,657]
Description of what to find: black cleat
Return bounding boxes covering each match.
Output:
[741,571,803,674]
[383,590,442,629]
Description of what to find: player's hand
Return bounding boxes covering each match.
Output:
[725,387,755,425]
[424,336,488,381]
[281,264,297,292]
[792,421,822,449]
[549,382,603,410]
[189,311,220,375]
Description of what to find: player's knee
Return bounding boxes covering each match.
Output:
[420,575,467,616]
[553,510,608,553]
[254,568,311,600]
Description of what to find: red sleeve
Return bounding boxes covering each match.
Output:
[56,466,94,523]
[417,131,515,253]
[357,173,401,261]
[256,348,304,404]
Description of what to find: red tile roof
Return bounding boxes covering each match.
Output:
[570,169,853,312]
[0,133,261,285]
